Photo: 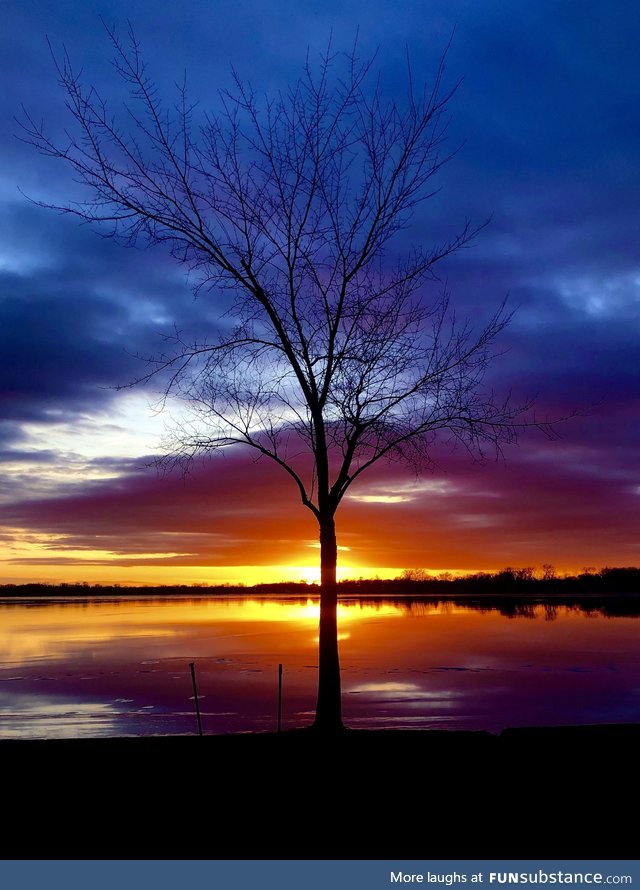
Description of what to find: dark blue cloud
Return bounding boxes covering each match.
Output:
[1,0,639,571]
[0,201,206,434]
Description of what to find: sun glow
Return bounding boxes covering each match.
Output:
[0,532,406,586]
[1,530,476,587]
[280,564,359,585]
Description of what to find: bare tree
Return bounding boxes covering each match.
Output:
[20,26,537,732]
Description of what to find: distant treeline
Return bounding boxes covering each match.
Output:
[1,566,640,597]
[361,565,640,595]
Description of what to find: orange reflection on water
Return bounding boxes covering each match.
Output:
[0,596,403,662]
[0,596,639,738]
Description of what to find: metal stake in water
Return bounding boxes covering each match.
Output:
[189,661,203,737]
[277,662,283,733]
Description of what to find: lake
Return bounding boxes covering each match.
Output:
[1,595,638,738]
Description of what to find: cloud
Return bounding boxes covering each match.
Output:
[2,424,639,576]
[1,449,319,567]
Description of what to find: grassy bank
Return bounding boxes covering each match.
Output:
[4,724,637,858]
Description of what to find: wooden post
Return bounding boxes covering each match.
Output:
[189,661,203,737]
[277,662,283,733]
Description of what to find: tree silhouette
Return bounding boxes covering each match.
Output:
[20,26,539,731]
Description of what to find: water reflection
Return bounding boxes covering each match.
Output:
[0,595,638,738]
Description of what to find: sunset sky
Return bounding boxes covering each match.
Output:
[1,0,639,585]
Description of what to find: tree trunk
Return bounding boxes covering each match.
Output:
[312,511,345,732]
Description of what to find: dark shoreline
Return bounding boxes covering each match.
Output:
[5,723,637,858]
[3,565,640,599]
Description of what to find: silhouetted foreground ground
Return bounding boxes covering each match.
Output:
[4,724,637,858]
